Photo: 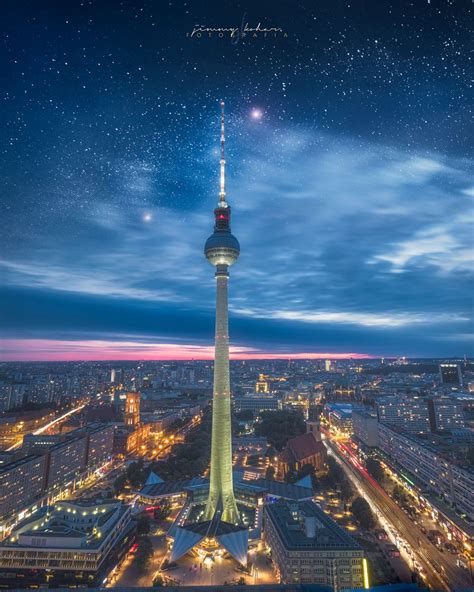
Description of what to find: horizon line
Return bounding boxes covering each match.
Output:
[0,339,470,363]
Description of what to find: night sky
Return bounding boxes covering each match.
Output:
[1,0,472,361]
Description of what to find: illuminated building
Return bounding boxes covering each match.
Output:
[0,455,46,526]
[376,395,430,434]
[169,103,248,567]
[45,435,88,492]
[439,363,463,386]
[124,391,140,427]
[325,360,332,372]
[234,394,281,416]
[0,408,56,450]
[278,431,326,479]
[203,101,240,525]
[334,385,355,398]
[112,423,151,455]
[264,500,365,590]
[256,373,269,393]
[352,410,379,448]
[0,500,134,587]
[428,395,465,432]
[324,402,362,436]
[0,424,114,532]
[378,423,474,521]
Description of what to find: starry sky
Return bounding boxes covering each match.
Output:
[1,0,473,361]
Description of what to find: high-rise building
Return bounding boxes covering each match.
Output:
[203,101,240,525]
[255,373,269,393]
[428,396,465,432]
[352,410,379,447]
[264,500,366,590]
[46,435,88,492]
[378,423,474,521]
[0,455,47,525]
[376,395,430,434]
[124,391,140,427]
[439,363,463,386]
[169,104,249,569]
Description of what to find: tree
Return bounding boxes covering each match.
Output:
[235,409,254,421]
[340,478,354,502]
[366,458,385,484]
[154,500,171,520]
[324,456,346,489]
[126,460,147,487]
[136,515,151,535]
[134,536,154,567]
[296,464,317,489]
[254,410,306,451]
[113,473,128,494]
[351,497,375,529]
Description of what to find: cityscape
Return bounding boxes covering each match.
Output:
[1,1,472,592]
[0,357,472,591]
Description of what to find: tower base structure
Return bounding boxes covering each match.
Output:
[170,509,249,567]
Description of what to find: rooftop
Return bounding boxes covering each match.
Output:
[281,431,326,464]
[3,500,129,550]
[0,453,43,474]
[265,500,362,551]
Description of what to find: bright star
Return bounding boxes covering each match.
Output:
[143,212,152,222]
[250,108,263,120]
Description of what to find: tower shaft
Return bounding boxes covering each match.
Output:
[205,264,239,524]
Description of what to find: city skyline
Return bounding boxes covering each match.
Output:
[1,0,472,361]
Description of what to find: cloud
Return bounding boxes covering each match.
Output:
[371,219,474,274]
[231,307,469,328]
[0,338,373,362]
[1,121,473,356]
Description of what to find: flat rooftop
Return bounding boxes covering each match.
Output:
[265,500,362,552]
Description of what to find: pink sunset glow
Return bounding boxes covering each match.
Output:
[0,339,375,362]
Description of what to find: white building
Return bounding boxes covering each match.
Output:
[378,423,474,521]
[264,500,366,590]
[0,500,133,587]
[352,410,379,447]
[376,395,430,434]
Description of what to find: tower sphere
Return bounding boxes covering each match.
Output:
[204,231,240,267]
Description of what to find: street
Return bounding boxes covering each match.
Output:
[324,436,472,591]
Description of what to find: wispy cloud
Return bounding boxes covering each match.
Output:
[1,122,473,356]
[232,307,469,328]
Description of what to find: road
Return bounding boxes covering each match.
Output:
[6,403,86,451]
[324,436,471,591]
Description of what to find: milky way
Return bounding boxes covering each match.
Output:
[1,0,472,359]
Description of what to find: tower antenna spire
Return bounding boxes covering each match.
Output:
[219,100,226,205]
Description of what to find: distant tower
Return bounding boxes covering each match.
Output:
[124,392,140,427]
[256,374,269,393]
[439,363,463,387]
[204,101,240,525]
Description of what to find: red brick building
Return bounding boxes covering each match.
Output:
[277,431,326,479]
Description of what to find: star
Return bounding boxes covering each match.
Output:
[250,108,263,121]
[143,212,152,223]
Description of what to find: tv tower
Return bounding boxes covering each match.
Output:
[204,101,240,524]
